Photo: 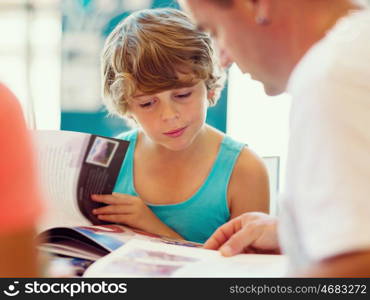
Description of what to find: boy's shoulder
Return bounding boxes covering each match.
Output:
[213,129,264,178]
[222,134,247,151]
[231,146,267,183]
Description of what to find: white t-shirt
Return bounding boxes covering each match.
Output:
[279,9,370,272]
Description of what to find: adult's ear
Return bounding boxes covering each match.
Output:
[256,0,272,25]
[219,48,234,69]
[240,0,272,25]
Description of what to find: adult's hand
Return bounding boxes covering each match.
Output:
[204,212,280,256]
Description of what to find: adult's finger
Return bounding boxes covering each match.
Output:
[219,222,262,257]
[203,217,242,250]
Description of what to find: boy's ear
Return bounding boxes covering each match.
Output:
[125,113,138,127]
[125,111,134,120]
[128,114,136,121]
[207,89,215,103]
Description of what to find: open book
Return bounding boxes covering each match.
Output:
[83,239,287,278]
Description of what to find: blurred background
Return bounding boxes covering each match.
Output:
[1,0,320,214]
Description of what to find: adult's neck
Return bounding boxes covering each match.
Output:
[288,0,364,76]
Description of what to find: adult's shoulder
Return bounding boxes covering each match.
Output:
[0,84,27,136]
[288,11,370,95]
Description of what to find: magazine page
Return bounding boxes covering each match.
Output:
[34,130,91,230]
[83,239,287,278]
[39,224,137,260]
[38,224,201,261]
[39,242,104,261]
[76,133,129,224]
[33,130,129,230]
[175,253,288,278]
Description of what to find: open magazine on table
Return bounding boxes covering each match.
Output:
[32,130,201,263]
[83,239,287,278]
[37,224,202,261]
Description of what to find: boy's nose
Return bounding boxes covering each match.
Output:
[161,102,180,121]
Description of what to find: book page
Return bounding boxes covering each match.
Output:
[76,135,129,224]
[83,239,287,278]
[33,130,130,230]
[33,130,91,230]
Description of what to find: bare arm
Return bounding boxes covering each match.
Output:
[0,84,42,277]
[92,193,184,240]
[0,227,39,277]
[296,250,370,277]
[204,212,280,255]
[204,149,274,255]
[228,148,270,218]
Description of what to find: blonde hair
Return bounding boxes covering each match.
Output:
[101,8,225,118]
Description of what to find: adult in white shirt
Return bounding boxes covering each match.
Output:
[179,0,370,276]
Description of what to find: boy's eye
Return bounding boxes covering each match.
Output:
[140,102,151,108]
[139,99,156,108]
[176,92,192,98]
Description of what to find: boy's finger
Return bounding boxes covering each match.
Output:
[97,214,127,223]
[92,205,131,215]
[91,194,132,205]
[112,192,137,200]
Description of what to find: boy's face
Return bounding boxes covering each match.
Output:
[127,80,209,151]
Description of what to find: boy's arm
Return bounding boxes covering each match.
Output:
[91,193,184,240]
[228,148,270,219]
[203,149,276,255]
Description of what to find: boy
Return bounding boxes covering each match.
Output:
[92,8,269,244]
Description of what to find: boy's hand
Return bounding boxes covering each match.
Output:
[203,212,280,256]
[91,193,161,234]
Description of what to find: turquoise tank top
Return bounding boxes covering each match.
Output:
[114,129,245,243]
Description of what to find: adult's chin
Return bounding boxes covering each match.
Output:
[263,83,286,97]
